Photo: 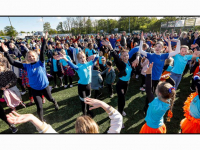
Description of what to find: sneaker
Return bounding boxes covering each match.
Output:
[10,124,18,133]
[140,87,145,92]
[21,91,26,95]
[122,111,126,116]
[110,94,114,98]
[42,98,46,104]
[54,101,59,110]
[136,75,139,79]
[190,87,195,92]
[64,85,68,88]
[53,85,58,89]
[70,85,73,88]
[60,84,64,87]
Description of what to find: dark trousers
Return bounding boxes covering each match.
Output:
[31,86,55,121]
[64,75,72,85]
[52,71,63,86]
[191,78,195,90]
[94,90,100,98]
[17,78,25,92]
[144,79,159,115]
[78,84,93,117]
[0,104,10,126]
[107,84,113,95]
[140,74,146,88]
[27,87,33,98]
[116,79,129,114]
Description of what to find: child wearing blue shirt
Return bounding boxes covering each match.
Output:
[140,63,176,133]
[59,49,74,88]
[2,32,59,122]
[58,51,98,117]
[180,76,200,133]
[170,45,200,89]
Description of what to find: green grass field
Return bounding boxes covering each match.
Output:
[0,66,193,134]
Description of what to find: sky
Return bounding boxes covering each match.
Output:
[0,17,163,33]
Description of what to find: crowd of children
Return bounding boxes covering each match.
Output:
[0,29,200,133]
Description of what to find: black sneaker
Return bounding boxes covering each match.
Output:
[10,124,18,133]
[54,101,59,110]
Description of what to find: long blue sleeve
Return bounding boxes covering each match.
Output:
[92,56,99,64]
[67,60,79,71]
[129,46,139,58]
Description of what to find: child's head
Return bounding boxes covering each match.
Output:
[25,50,39,63]
[120,50,129,63]
[93,65,99,71]
[164,57,173,66]
[142,43,149,51]
[0,52,4,59]
[106,61,112,68]
[188,50,193,55]
[48,44,52,49]
[53,51,58,59]
[60,49,66,55]
[180,45,189,56]
[75,115,99,133]
[155,41,164,54]
[99,51,103,56]
[156,82,176,121]
[77,51,86,64]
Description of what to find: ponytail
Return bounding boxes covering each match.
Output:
[167,87,176,122]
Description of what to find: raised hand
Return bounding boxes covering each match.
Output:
[1,43,9,52]
[84,97,103,110]
[44,32,48,40]
[101,40,111,47]
[145,62,154,74]
[132,59,139,68]
[141,31,144,41]
[57,52,68,60]
[6,111,33,125]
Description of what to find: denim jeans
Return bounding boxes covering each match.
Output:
[170,72,182,90]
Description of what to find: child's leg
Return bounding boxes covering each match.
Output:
[94,90,99,98]
[0,103,10,126]
[64,75,68,85]
[52,71,57,86]
[107,84,113,95]
[17,78,26,92]
[69,76,73,85]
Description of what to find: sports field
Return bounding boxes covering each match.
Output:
[0,67,192,134]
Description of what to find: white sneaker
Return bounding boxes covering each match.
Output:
[140,87,145,92]
[21,91,26,95]
[53,85,58,88]
[64,85,68,88]
[136,75,139,79]
[60,84,64,87]
[122,111,126,116]
[70,85,73,88]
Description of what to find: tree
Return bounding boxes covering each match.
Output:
[0,30,5,36]
[49,28,57,35]
[4,26,18,37]
[43,22,51,32]
[56,22,64,33]
[20,31,26,33]
[86,18,92,34]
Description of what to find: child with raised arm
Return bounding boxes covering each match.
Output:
[140,63,176,133]
[139,31,180,93]
[1,32,59,122]
[57,51,98,117]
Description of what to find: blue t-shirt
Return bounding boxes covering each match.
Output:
[53,59,58,72]
[109,38,117,49]
[129,46,139,58]
[166,65,173,72]
[171,54,193,74]
[196,57,200,62]
[23,60,49,90]
[147,53,169,80]
[99,56,103,64]
[146,41,152,48]
[190,95,200,119]
[60,55,71,66]
[145,97,170,129]
[85,49,96,57]
[120,62,132,81]
[76,61,93,85]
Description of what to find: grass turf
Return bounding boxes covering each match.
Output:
[0,67,193,134]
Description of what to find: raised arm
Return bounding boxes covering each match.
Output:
[168,39,180,57]
[84,98,122,133]
[2,43,23,68]
[40,32,48,63]
[145,63,155,103]
[6,111,57,133]
[139,32,147,57]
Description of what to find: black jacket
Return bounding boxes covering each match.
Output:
[111,50,140,78]
[120,35,126,46]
